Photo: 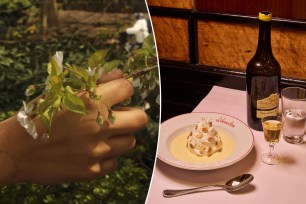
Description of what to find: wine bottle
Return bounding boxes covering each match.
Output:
[246,11,281,131]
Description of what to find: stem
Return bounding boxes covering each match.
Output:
[269,143,275,158]
[125,65,158,80]
[31,83,46,87]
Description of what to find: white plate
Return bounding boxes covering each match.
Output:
[158,112,254,170]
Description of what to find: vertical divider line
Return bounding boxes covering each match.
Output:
[188,13,198,64]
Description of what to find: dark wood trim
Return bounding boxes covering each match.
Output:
[197,12,306,30]
[195,0,306,22]
[148,6,193,18]
[148,6,306,30]
[160,60,306,89]
[188,16,198,64]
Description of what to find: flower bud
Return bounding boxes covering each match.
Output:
[25,85,36,96]
[108,110,116,124]
[96,114,104,125]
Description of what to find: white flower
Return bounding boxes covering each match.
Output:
[17,111,31,129]
[86,67,104,78]
[17,101,38,140]
[45,51,64,90]
[86,67,96,77]
[53,51,63,73]
[26,121,38,140]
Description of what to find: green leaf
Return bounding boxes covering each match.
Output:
[49,80,63,93]
[69,78,87,90]
[59,69,69,80]
[53,95,62,108]
[69,65,89,82]
[38,95,54,114]
[63,92,87,115]
[39,108,55,132]
[103,60,123,72]
[88,49,109,69]
[50,56,60,76]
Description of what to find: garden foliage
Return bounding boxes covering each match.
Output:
[0,1,159,203]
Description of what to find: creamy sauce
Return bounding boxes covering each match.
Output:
[170,130,235,164]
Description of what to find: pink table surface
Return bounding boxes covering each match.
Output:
[146,86,306,204]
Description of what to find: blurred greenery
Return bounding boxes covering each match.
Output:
[0,0,159,203]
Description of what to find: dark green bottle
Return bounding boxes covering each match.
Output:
[246,11,281,131]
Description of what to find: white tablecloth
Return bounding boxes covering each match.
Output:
[146,86,306,204]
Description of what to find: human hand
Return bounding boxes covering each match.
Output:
[0,70,148,185]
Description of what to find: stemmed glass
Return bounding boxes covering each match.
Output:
[261,115,283,165]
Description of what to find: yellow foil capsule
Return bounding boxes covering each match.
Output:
[259,11,272,21]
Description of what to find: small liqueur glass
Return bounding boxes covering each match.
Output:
[261,115,283,165]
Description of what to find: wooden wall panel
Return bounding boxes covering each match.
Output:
[147,0,194,9]
[151,16,190,63]
[198,20,306,79]
[195,0,306,21]
[198,21,256,71]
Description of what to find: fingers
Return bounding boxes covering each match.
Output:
[107,134,136,157]
[96,78,134,107]
[88,135,135,178]
[92,134,136,159]
[100,107,148,136]
[98,69,123,83]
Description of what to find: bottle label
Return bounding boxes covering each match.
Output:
[256,93,279,118]
[250,75,279,119]
[257,93,279,109]
[256,106,278,118]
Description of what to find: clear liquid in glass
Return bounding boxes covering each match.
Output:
[283,108,306,144]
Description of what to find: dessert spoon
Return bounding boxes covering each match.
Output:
[163,173,254,198]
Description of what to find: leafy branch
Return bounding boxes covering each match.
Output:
[18,35,158,139]
[125,65,158,80]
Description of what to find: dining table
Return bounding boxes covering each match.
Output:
[146,86,306,204]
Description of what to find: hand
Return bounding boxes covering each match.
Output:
[0,70,148,185]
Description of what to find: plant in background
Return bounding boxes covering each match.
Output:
[18,35,158,140]
[0,1,159,202]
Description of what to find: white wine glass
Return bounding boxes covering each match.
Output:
[261,115,283,165]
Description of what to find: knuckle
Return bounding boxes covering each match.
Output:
[87,163,101,178]
[85,158,117,178]
[91,141,111,158]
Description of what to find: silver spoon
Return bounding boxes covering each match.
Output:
[163,174,254,198]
